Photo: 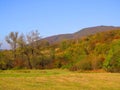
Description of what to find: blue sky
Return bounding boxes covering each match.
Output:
[0,0,120,49]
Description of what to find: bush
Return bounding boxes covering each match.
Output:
[70,58,92,71]
[107,51,120,72]
[91,55,104,70]
[103,41,120,72]
[69,55,105,71]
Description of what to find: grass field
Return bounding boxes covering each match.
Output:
[0,69,120,90]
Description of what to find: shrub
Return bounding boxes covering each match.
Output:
[103,40,120,72]
[70,58,92,71]
[107,51,120,72]
[69,55,105,71]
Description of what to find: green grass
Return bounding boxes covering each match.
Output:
[0,69,120,90]
[0,69,69,77]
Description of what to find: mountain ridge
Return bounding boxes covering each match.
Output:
[41,26,120,44]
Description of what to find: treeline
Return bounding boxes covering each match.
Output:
[0,29,120,72]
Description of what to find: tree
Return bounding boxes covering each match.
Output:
[5,32,19,60]
[17,30,41,69]
[109,50,120,72]
[26,30,40,55]
[103,40,120,72]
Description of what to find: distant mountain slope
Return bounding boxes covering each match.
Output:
[74,26,120,38]
[42,26,120,44]
[42,34,74,44]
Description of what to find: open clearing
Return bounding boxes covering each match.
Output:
[0,69,120,90]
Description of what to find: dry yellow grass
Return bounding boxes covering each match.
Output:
[0,69,120,90]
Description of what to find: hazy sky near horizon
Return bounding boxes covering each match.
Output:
[0,0,120,49]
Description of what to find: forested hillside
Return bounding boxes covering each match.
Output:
[0,28,120,72]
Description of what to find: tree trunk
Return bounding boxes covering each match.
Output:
[27,56,32,69]
[25,53,32,69]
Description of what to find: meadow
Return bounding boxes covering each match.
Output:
[0,69,120,90]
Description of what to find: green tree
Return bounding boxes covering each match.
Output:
[109,50,120,72]
[104,40,120,72]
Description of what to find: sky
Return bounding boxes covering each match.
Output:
[0,0,120,49]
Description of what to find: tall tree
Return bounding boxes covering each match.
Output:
[17,30,41,69]
[17,33,33,69]
[26,30,40,55]
[5,32,19,60]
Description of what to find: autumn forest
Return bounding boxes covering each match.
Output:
[0,27,120,73]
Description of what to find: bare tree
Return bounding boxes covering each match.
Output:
[17,30,40,69]
[6,32,18,60]
[17,33,26,59]
[26,30,40,55]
